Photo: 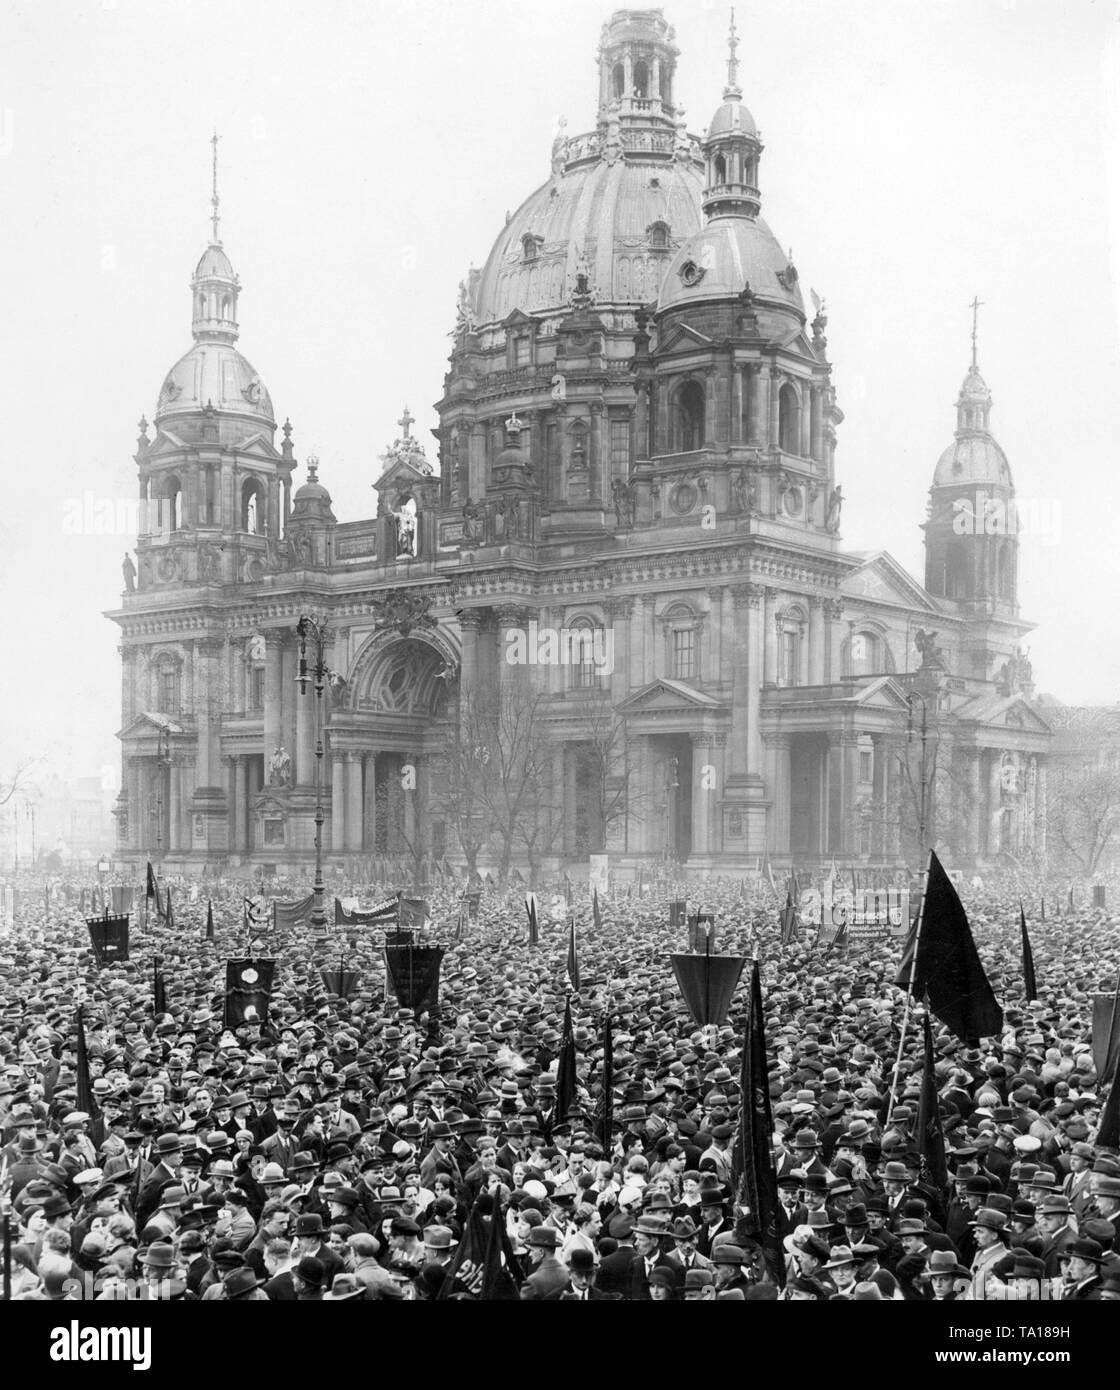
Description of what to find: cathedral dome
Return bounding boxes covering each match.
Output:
[194,243,236,280]
[471,154,706,328]
[707,98,757,138]
[290,459,335,522]
[656,215,804,317]
[154,340,274,429]
[932,433,1012,489]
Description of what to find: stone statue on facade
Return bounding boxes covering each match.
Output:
[122,552,136,592]
[825,484,843,532]
[268,746,291,787]
[914,628,946,670]
[611,477,635,528]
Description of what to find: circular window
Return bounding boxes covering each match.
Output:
[670,482,697,515]
[678,260,706,288]
[782,486,803,517]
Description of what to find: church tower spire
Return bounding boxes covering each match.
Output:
[700,10,763,221]
[191,132,240,343]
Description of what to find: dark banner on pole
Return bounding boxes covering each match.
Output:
[384,944,444,1013]
[334,897,397,925]
[320,968,361,998]
[224,958,277,1028]
[1092,989,1120,1084]
[272,893,316,931]
[86,913,130,965]
[670,952,746,1028]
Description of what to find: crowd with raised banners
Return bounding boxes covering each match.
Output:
[0,867,1118,1303]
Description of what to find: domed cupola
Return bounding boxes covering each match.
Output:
[701,12,763,221]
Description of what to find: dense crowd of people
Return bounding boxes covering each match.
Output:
[1,869,1118,1303]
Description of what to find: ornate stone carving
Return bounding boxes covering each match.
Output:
[369,591,438,637]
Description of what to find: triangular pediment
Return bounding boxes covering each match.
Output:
[847,676,911,712]
[655,323,713,354]
[617,678,726,714]
[842,551,939,612]
[502,308,535,329]
[372,454,435,494]
[957,693,1052,734]
[118,711,185,741]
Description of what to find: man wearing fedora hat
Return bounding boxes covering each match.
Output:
[293,1211,344,1285]
[665,1215,713,1276]
[695,1190,733,1259]
[135,1132,182,1228]
[969,1208,1010,1300]
[222,1265,270,1301]
[926,1249,971,1301]
[1037,1195,1079,1277]
[520,1224,569,1300]
[629,1214,679,1300]
[1059,1238,1107,1300]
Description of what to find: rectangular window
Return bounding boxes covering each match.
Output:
[859,749,873,784]
[160,671,177,713]
[515,336,531,367]
[250,667,265,711]
[672,628,696,680]
[780,630,798,686]
[610,417,631,479]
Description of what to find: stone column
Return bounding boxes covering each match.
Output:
[589,403,603,501]
[965,748,982,859]
[731,363,744,444]
[363,752,378,851]
[1035,760,1047,854]
[763,588,779,685]
[706,366,720,447]
[295,682,315,787]
[797,612,810,687]
[986,751,1002,856]
[331,752,345,853]
[168,761,181,852]
[459,611,483,729]
[808,597,824,685]
[763,734,791,852]
[263,632,283,778]
[280,640,297,757]
[345,752,363,852]
[231,756,245,854]
[607,596,632,703]
[750,364,768,447]
[799,386,811,457]
[691,733,714,856]
[871,736,888,858]
[810,385,824,462]
[882,740,901,858]
[769,369,781,448]
[824,599,844,682]
[642,595,657,685]
[841,732,860,856]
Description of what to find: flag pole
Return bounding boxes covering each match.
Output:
[886,848,931,1126]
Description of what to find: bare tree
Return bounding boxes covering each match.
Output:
[565,686,648,854]
[1044,706,1120,877]
[0,759,38,809]
[374,755,430,892]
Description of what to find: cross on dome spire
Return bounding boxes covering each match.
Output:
[210,131,221,245]
[398,406,414,439]
[725,8,741,97]
[970,294,984,369]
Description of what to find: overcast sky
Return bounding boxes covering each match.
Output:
[1,0,1118,790]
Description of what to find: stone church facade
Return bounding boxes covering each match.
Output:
[109,8,1049,880]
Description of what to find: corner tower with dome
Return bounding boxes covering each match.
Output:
[109,11,1049,881]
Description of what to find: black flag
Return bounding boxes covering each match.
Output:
[902,850,1003,1045]
[566,916,580,992]
[153,959,167,1016]
[1019,900,1037,1002]
[525,893,539,947]
[75,1007,99,1119]
[1098,1073,1120,1150]
[205,899,214,941]
[555,995,578,1126]
[596,1013,614,1154]
[592,888,602,930]
[384,945,444,1013]
[916,1011,949,1192]
[146,861,157,900]
[732,961,784,1288]
[165,887,174,931]
[779,891,798,946]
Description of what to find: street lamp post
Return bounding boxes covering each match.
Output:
[905,691,930,850]
[663,755,679,866]
[154,726,171,867]
[24,801,36,870]
[295,615,337,930]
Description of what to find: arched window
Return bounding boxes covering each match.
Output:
[521,234,539,263]
[241,478,266,535]
[648,220,670,252]
[996,543,1012,600]
[778,606,806,686]
[633,59,649,98]
[660,67,672,105]
[944,539,969,598]
[197,293,206,318]
[675,380,705,452]
[778,383,800,453]
[154,658,180,714]
[221,295,231,318]
[612,63,625,99]
[714,152,727,184]
[566,617,602,690]
[745,155,759,186]
[849,631,880,677]
[162,475,182,533]
[662,603,700,681]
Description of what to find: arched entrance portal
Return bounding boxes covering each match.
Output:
[330,631,457,870]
